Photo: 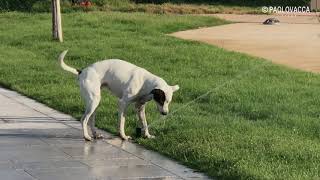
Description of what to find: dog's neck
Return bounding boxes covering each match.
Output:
[149,75,168,90]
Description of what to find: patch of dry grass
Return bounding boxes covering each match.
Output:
[99,2,262,15]
[21,0,263,14]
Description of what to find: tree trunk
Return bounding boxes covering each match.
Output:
[52,0,63,42]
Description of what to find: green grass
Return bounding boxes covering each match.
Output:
[1,12,320,179]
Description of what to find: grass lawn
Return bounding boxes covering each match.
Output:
[1,12,320,179]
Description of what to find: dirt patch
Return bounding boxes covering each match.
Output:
[171,14,320,73]
[210,13,320,24]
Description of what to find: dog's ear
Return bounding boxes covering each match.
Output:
[151,89,166,105]
[171,85,180,92]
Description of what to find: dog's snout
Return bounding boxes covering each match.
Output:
[161,112,168,116]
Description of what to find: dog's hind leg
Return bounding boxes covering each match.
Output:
[118,99,131,140]
[89,111,103,139]
[81,96,100,141]
[80,79,101,141]
[88,111,96,137]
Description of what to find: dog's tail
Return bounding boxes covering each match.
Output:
[58,50,81,75]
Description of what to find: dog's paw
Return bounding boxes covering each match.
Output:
[120,135,132,141]
[145,134,155,139]
[84,135,93,141]
[94,133,104,139]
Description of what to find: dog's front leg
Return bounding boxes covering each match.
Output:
[118,99,131,140]
[135,103,155,139]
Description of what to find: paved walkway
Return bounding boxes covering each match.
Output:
[171,14,320,73]
[0,87,209,180]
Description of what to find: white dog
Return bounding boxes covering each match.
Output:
[58,50,179,141]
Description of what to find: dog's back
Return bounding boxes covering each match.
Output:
[89,59,150,81]
[82,59,153,98]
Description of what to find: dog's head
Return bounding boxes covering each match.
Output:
[151,85,179,115]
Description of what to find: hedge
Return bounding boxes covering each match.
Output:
[0,0,103,12]
[134,0,311,6]
[0,0,41,11]
[0,0,312,12]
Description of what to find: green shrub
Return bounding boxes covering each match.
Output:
[0,0,40,11]
[134,0,311,6]
[0,0,98,12]
[1,0,310,13]
[91,0,108,6]
[106,0,133,8]
[31,0,51,12]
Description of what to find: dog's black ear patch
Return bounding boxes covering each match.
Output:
[151,89,166,106]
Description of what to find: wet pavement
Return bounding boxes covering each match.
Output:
[0,87,210,180]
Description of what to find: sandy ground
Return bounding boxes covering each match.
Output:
[212,13,320,24]
[171,14,320,73]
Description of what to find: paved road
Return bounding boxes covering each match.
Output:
[0,87,209,180]
[171,14,320,73]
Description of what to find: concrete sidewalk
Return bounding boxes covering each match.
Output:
[0,87,209,180]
